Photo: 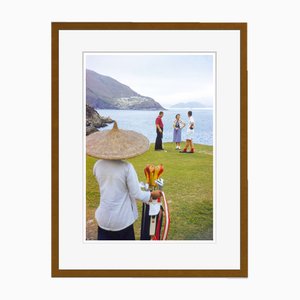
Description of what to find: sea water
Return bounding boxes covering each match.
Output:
[96,108,213,146]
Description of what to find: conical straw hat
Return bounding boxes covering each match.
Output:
[86,122,150,160]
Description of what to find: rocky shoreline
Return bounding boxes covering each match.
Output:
[86,104,114,136]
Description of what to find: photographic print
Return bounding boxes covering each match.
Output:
[52,22,247,277]
[85,53,215,241]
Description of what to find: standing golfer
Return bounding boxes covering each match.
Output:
[181,111,195,153]
[86,122,162,240]
[155,111,164,151]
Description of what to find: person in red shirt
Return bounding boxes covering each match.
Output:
[155,111,164,150]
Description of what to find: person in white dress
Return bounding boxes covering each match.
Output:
[173,113,186,150]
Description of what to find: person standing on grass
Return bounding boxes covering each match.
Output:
[181,111,195,153]
[86,122,162,240]
[155,111,164,151]
[173,113,185,150]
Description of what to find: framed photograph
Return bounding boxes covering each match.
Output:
[52,22,247,277]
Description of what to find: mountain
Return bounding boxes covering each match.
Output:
[170,101,208,108]
[86,69,165,110]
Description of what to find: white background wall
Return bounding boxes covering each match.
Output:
[1,1,299,299]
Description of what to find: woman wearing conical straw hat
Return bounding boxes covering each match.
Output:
[86,121,162,240]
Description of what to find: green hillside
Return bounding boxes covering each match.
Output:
[86,142,213,240]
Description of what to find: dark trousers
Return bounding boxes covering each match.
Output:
[97,224,135,240]
[155,128,163,150]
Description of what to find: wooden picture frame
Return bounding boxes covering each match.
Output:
[52,22,247,277]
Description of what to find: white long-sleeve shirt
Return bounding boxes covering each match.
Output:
[93,160,151,231]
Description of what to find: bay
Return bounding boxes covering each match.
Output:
[96,108,213,146]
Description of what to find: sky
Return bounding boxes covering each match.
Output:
[85,54,214,107]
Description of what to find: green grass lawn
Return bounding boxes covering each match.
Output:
[86,142,213,240]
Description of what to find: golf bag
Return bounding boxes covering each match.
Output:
[140,164,170,240]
